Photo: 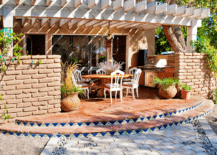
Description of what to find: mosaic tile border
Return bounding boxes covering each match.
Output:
[15,101,203,128]
[3,107,212,138]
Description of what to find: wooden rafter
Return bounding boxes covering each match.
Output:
[31,0,36,6]
[59,19,71,27]
[41,18,50,27]
[22,18,28,27]
[50,18,60,27]
[46,0,53,7]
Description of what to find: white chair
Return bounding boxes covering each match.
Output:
[74,69,83,83]
[72,73,89,99]
[104,70,124,104]
[96,69,106,74]
[122,69,142,100]
[88,67,93,75]
[123,67,138,82]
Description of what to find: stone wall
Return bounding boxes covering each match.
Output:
[0,55,61,125]
[174,53,217,98]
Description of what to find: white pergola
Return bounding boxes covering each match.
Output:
[1,0,210,52]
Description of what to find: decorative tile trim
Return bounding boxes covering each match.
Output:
[15,101,203,128]
[3,106,212,138]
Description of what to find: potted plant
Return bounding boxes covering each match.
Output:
[97,61,124,75]
[154,77,179,99]
[60,62,83,112]
[180,84,192,100]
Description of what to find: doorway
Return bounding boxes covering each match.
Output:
[26,35,45,55]
[112,35,126,71]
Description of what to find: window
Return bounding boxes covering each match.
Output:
[52,35,106,67]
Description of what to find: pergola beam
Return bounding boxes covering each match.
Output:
[31,18,38,27]
[16,0,20,5]
[46,0,53,7]
[113,0,124,11]
[124,0,136,12]
[50,18,60,27]
[5,5,205,27]
[31,0,36,6]
[61,0,69,8]
[85,20,100,27]
[74,0,83,8]
[77,20,90,27]
[41,18,50,27]
[173,5,186,16]
[165,4,177,16]
[93,21,107,27]
[182,7,194,17]
[135,0,147,13]
[155,3,167,15]
[68,19,81,27]
[101,0,111,10]
[146,1,157,14]
[59,19,71,27]
[198,8,210,19]
[88,0,100,9]
[22,18,28,27]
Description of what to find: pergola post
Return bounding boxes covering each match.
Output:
[3,6,14,57]
[186,19,199,53]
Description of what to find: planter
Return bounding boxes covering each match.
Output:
[181,90,191,99]
[61,92,81,112]
[159,84,177,99]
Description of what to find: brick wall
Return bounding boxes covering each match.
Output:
[0,55,61,125]
[174,53,217,98]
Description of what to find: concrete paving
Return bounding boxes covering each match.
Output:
[41,118,217,155]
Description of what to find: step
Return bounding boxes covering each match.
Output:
[0,100,213,138]
[14,98,204,127]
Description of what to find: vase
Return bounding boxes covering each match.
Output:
[159,84,177,99]
[61,92,81,112]
[181,90,191,99]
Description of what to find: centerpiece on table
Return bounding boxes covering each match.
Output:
[60,62,83,112]
[97,61,124,75]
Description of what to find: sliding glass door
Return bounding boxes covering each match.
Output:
[52,35,107,69]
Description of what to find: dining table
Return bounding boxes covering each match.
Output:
[82,74,133,97]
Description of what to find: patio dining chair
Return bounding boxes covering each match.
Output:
[123,67,138,82]
[72,73,89,99]
[104,70,124,104]
[96,69,106,74]
[122,69,142,100]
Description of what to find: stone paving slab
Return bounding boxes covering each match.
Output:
[41,119,217,155]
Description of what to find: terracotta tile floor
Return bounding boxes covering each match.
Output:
[17,87,204,124]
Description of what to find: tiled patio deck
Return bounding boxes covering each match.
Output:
[0,87,214,138]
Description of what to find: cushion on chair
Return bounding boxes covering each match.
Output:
[105,83,121,89]
[122,82,133,87]
[123,78,132,82]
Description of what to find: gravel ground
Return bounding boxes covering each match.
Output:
[0,134,49,155]
[205,104,217,135]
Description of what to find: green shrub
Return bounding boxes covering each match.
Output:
[154,77,179,89]
[61,84,83,95]
[181,84,192,91]
[211,89,217,104]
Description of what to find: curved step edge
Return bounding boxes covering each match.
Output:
[14,101,203,128]
[0,101,213,138]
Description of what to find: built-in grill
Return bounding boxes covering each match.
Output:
[141,59,175,87]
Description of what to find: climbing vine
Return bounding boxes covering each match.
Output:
[0,29,23,120]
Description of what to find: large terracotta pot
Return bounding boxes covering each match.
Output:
[159,84,177,99]
[61,92,80,112]
[181,90,191,99]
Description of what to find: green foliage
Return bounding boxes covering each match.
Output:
[192,39,217,77]
[0,29,23,121]
[155,27,172,54]
[0,95,11,120]
[38,59,42,64]
[181,84,192,91]
[61,84,83,95]
[154,77,179,89]
[211,89,217,104]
